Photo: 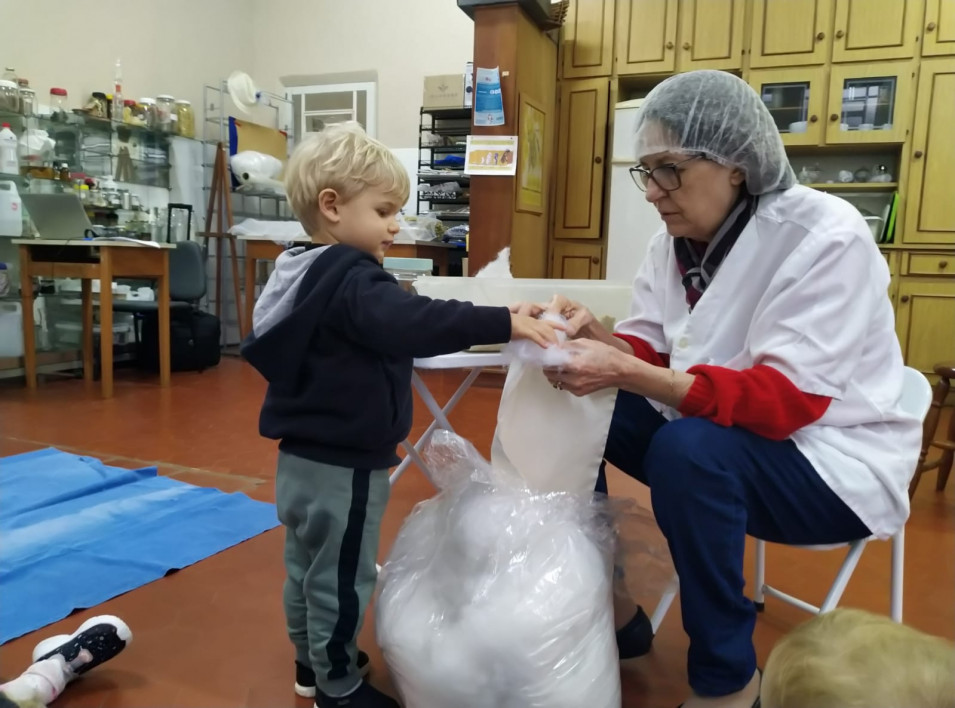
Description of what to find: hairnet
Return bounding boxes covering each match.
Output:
[633,70,796,195]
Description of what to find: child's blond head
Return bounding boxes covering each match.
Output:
[761,608,955,708]
[284,122,409,236]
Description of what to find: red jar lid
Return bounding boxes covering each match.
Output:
[124,99,136,106]
[49,87,67,96]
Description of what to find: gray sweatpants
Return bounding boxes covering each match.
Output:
[275,451,390,696]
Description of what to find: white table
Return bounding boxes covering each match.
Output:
[392,351,508,486]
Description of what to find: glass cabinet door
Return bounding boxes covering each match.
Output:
[826,62,915,144]
[750,68,826,146]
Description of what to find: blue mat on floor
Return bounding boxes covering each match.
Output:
[0,448,280,643]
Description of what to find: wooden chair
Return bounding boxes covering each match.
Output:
[909,361,955,499]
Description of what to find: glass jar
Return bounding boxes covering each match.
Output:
[138,98,158,129]
[49,88,68,120]
[0,80,18,112]
[18,87,34,116]
[174,99,195,138]
[122,99,136,124]
[156,95,175,132]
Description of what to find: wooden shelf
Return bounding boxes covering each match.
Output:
[807,182,898,191]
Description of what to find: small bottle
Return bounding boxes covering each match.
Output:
[112,58,123,124]
[0,123,18,175]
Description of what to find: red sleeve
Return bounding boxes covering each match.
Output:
[678,364,831,441]
[613,333,671,368]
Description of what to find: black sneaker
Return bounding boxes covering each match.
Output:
[32,615,132,677]
[295,653,370,698]
[616,605,654,659]
[315,681,399,708]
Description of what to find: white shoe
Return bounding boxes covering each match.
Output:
[31,615,132,678]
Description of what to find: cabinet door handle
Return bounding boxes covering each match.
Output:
[683,42,692,50]
[666,41,674,49]
[900,295,910,303]
[914,150,924,159]
[940,260,949,268]
[830,113,840,122]
[835,29,845,38]
[594,156,603,164]
[591,256,600,265]
[810,114,818,123]
[816,31,825,41]
[927,21,937,32]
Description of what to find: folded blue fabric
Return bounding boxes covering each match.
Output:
[0,448,279,643]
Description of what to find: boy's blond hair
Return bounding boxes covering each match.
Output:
[761,608,955,708]
[284,122,410,236]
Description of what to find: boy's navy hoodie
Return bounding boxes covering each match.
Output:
[241,244,512,470]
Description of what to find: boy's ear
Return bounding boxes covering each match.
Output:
[317,188,341,223]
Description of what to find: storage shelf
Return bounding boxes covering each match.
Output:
[421,107,472,120]
[807,182,898,191]
[417,171,469,182]
[419,197,469,205]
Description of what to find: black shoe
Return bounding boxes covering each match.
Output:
[616,605,654,659]
[295,652,370,698]
[33,615,132,677]
[315,680,400,708]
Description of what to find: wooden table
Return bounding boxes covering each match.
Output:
[15,239,174,398]
[238,235,464,338]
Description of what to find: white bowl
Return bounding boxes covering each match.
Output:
[859,123,875,131]
[788,121,808,133]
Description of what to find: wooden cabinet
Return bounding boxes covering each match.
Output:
[922,0,955,56]
[613,0,743,75]
[749,0,833,68]
[825,61,915,144]
[883,249,900,306]
[554,78,610,240]
[904,58,955,246]
[677,0,746,71]
[551,242,604,279]
[832,0,923,62]
[562,0,615,78]
[615,0,677,75]
[896,275,955,381]
[749,67,827,146]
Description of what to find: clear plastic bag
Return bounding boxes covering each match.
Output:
[377,431,623,708]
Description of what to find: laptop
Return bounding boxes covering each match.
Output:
[20,193,103,240]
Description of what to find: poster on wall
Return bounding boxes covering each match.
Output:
[474,66,505,127]
[517,95,545,214]
[465,135,518,176]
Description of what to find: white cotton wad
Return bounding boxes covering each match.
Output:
[377,316,623,708]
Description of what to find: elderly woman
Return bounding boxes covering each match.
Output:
[525,71,922,708]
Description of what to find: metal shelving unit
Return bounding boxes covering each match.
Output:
[417,107,470,224]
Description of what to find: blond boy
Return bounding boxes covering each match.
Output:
[761,608,955,708]
[241,123,560,708]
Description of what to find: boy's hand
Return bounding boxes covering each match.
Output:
[510,313,564,348]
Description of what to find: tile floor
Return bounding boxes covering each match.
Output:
[0,358,952,707]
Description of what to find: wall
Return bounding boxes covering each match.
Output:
[249,0,474,149]
[0,0,254,113]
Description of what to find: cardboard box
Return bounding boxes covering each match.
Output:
[423,74,465,109]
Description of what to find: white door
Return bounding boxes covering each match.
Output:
[607,101,663,282]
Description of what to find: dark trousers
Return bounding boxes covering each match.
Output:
[598,392,870,697]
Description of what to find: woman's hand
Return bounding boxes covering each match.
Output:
[509,313,565,348]
[543,294,597,339]
[544,339,633,396]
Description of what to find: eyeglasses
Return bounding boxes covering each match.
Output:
[629,155,705,192]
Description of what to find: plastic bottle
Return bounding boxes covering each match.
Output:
[112,58,124,124]
[0,123,18,175]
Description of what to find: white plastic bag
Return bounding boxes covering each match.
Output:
[377,432,622,708]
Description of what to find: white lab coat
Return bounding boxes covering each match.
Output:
[615,185,922,538]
